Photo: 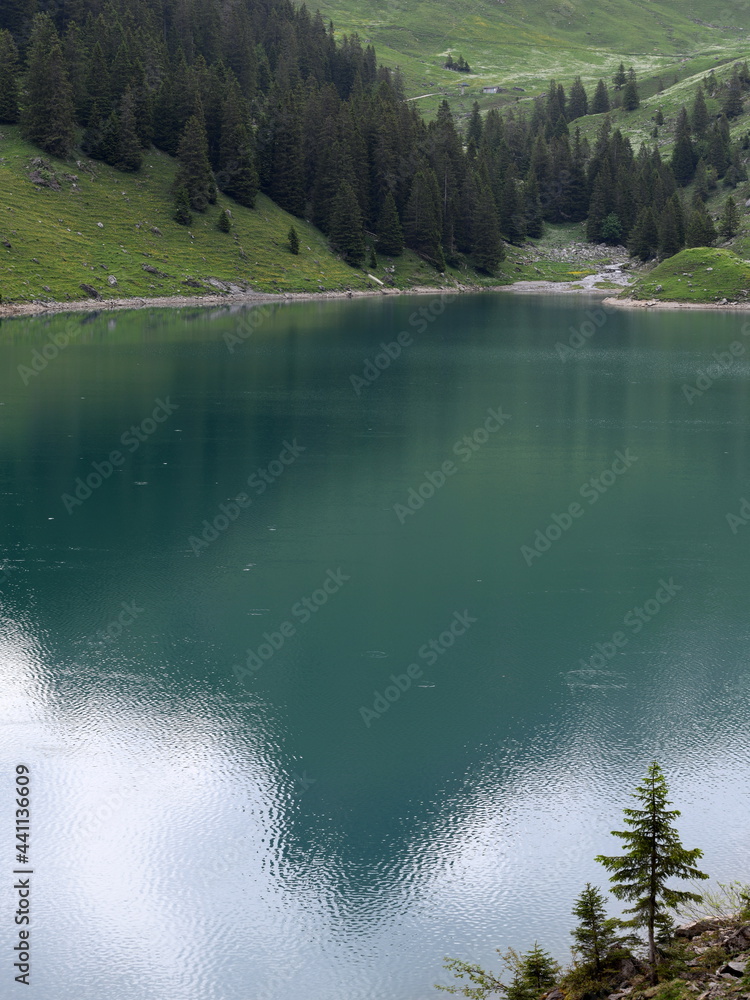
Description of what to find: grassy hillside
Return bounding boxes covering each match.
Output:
[622,247,750,302]
[320,0,750,115]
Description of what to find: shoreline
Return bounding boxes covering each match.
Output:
[3,278,750,320]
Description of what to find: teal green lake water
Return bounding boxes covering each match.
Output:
[1,294,749,999]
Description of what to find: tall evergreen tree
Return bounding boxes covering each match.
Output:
[671,108,696,186]
[628,206,659,261]
[613,63,627,91]
[571,884,624,974]
[175,114,217,212]
[596,762,708,983]
[472,181,504,272]
[404,167,446,269]
[376,191,404,255]
[686,205,717,247]
[691,88,710,140]
[505,945,560,1000]
[329,180,365,265]
[20,14,75,158]
[218,80,259,208]
[591,79,611,114]
[622,69,640,111]
[567,76,588,120]
[115,89,142,172]
[719,194,740,239]
[722,73,744,119]
[657,199,682,258]
[0,30,20,123]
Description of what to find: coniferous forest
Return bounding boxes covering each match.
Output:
[1,1,749,273]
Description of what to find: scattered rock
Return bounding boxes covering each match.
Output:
[2,238,11,249]
[676,918,726,938]
[151,226,162,236]
[107,275,117,286]
[655,284,664,293]
[97,222,104,229]
[182,278,203,288]
[719,960,747,976]
[79,283,101,299]
[721,924,750,952]
[142,264,167,277]
[42,286,51,293]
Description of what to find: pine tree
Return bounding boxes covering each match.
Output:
[466,101,483,146]
[376,191,404,255]
[722,73,744,119]
[601,212,623,244]
[20,14,75,158]
[613,63,627,91]
[218,208,231,232]
[591,79,611,114]
[571,884,624,974]
[523,173,544,238]
[218,80,258,208]
[472,181,504,272]
[719,195,740,239]
[404,167,446,269]
[686,205,717,247]
[115,89,142,172]
[498,164,526,244]
[173,184,193,225]
[670,108,696,186]
[567,77,588,120]
[691,88,709,140]
[175,114,217,212]
[505,945,560,1000]
[0,30,20,123]
[657,199,682,258]
[329,180,365,266]
[596,762,708,983]
[622,70,640,111]
[288,225,300,254]
[628,206,659,261]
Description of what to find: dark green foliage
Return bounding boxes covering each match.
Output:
[596,762,708,983]
[591,79,611,114]
[613,63,627,91]
[218,80,259,208]
[437,945,558,1000]
[686,205,717,247]
[466,101,483,146]
[218,209,231,232]
[173,184,193,225]
[719,195,740,239]
[691,88,709,138]
[404,168,446,269]
[20,14,75,158]
[722,73,744,119]
[115,90,142,172]
[444,53,471,73]
[329,181,365,265]
[175,114,217,212]
[622,69,640,111]
[376,192,404,255]
[655,107,664,126]
[0,30,20,123]
[472,181,504,272]
[288,225,300,254]
[568,77,588,120]
[629,206,659,260]
[571,884,624,974]
[658,197,684,258]
[671,108,696,185]
[600,212,623,244]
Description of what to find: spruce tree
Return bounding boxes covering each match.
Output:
[722,74,744,119]
[173,185,193,225]
[218,208,231,232]
[329,180,365,266]
[571,884,623,974]
[218,80,259,208]
[115,89,142,172]
[691,88,709,140]
[686,205,717,247]
[596,762,708,983]
[601,212,623,244]
[505,945,560,1000]
[567,77,588,120]
[288,225,300,254]
[670,108,696,186]
[175,114,217,212]
[628,206,659,261]
[20,14,75,158]
[622,69,640,111]
[498,164,526,244]
[0,30,20,123]
[472,181,504,272]
[657,199,682,258]
[719,194,740,239]
[591,79,611,114]
[404,168,446,269]
[613,63,627,91]
[376,191,404,255]
[466,101,483,146]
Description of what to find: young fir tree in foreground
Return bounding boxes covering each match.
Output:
[436,944,559,999]
[595,762,708,983]
[570,884,625,974]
